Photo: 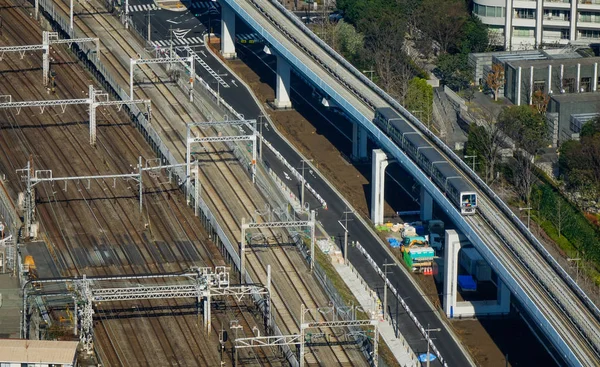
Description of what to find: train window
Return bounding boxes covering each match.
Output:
[461,193,477,207]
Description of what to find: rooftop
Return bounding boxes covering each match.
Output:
[0,339,78,364]
[550,92,600,104]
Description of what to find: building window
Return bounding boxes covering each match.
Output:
[513,27,535,37]
[579,11,600,23]
[474,4,505,17]
[581,77,591,92]
[563,78,576,93]
[515,9,536,19]
[579,29,600,38]
[544,9,570,20]
[561,29,571,39]
[597,76,600,90]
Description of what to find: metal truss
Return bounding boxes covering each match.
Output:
[22,266,274,356]
[236,334,302,349]
[0,85,150,145]
[0,98,90,115]
[92,284,203,301]
[234,303,379,367]
[89,85,150,145]
[19,157,143,236]
[240,211,315,285]
[0,44,47,61]
[186,120,258,206]
[300,304,379,367]
[130,56,195,102]
[188,120,256,129]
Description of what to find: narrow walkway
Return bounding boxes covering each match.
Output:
[0,274,21,338]
[333,262,419,367]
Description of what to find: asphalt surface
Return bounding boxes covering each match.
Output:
[129,1,470,365]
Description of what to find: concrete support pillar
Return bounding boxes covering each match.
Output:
[594,63,598,92]
[547,65,552,94]
[505,1,513,50]
[274,55,292,109]
[420,187,433,221]
[443,230,461,318]
[220,4,237,59]
[352,123,368,160]
[497,277,511,311]
[516,66,522,106]
[371,149,388,225]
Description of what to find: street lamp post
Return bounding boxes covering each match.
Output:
[297,159,313,213]
[382,261,398,321]
[423,324,441,367]
[567,253,581,283]
[338,209,353,264]
[519,207,532,229]
[464,155,477,172]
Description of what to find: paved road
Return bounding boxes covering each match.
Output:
[129,2,470,365]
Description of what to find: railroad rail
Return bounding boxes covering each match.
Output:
[220,0,600,364]
[19,0,372,364]
[0,5,278,365]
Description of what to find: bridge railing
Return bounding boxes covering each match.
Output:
[263,0,600,324]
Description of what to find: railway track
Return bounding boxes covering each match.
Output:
[31,0,373,364]
[0,5,278,366]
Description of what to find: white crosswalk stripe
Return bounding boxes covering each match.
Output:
[128,3,158,12]
[189,1,219,9]
[150,37,205,48]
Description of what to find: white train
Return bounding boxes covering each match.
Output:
[374,107,477,215]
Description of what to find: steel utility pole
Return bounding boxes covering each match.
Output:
[424,325,441,367]
[518,207,532,229]
[258,114,267,160]
[464,155,477,172]
[567,253,581,283]
[382,261,398,321]
[338,208,353,264]
[297,159,313,213]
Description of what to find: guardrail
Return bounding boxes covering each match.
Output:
[36,2,298,365]
[248,0,600,343]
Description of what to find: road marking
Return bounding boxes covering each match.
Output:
[231,80,237,87]
[284,172,291,181]
[151,37,205,48]
[200,50,207,57]
[128,3,158,12]
[189,1,219,9]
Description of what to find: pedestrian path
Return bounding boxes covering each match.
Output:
[150,37,204,47]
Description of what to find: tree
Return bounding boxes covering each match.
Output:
[405,77,433,127]
[436,53,472,91]
[498,105,548,155]
[365,14,414,99]
[486,63,505,101]
[498,105,548,203]
[458,16,490,54]
[552,195,575,238]
[335,20,364,62]
[417,0,467,54]
[531,90,550,115]
[465,108,504,183]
